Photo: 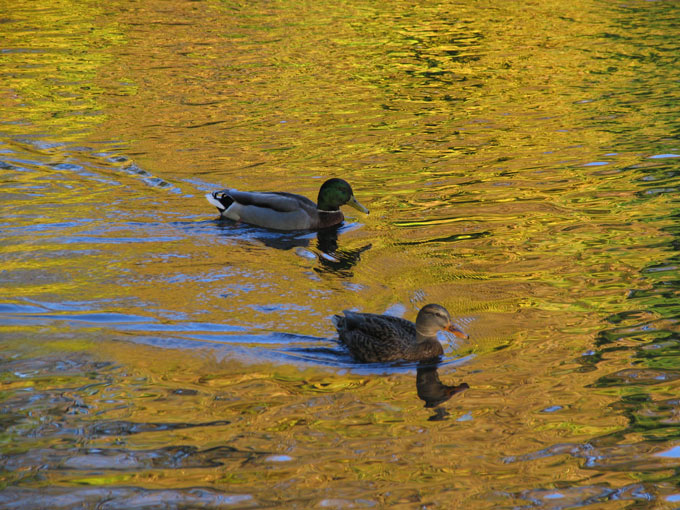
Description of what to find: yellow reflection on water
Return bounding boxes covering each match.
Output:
[2,0,680,507]
[1,0,125,139]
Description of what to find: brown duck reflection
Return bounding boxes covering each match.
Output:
[416,362,469,421]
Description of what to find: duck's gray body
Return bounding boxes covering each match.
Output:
[206,178,368,231]
[207,189,332,230]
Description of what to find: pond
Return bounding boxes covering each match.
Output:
[2,0,680,507]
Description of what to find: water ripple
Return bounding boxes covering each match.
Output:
[0,487,256,510]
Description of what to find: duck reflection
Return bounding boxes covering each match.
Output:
[215,220,371,275]
[215,219,311,250]
[416,361,469,421]
[314,225,372,277]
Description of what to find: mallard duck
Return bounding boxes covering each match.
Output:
[206,178,369,230]
[332,303,468,363]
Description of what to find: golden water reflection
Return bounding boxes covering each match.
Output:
[2,0,680,507]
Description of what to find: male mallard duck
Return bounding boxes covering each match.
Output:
[332,303,468,363]
[206,178,369,230]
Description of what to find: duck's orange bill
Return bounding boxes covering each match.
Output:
[445,324,468,339]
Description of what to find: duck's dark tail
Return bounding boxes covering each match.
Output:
[331,314,345,330]
[205,190,234,212]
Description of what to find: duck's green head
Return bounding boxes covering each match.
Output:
[317,178,369,214]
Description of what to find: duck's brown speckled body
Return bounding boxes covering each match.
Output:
[332,304,467,363]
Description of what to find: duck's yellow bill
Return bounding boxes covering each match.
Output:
[347,195,369,214]
[446,324,468,339]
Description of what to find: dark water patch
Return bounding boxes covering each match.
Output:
[83,420,232,439]
[508,483,653,509]
[0,487,256,510]
[171,388,198,395]
[0,355,118,380]
[1,444,262,472]
[609,396,680,438]
[505,439,680,474]
[395,231,491,246]
[593,368,680,387]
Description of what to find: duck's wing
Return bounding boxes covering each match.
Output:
[341,312,415,338]
[207,189,321,230]
[334,312,416,362]
[228,190,316,213]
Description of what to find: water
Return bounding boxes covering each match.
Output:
[2,0,680,507]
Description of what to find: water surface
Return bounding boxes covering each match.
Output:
[2,0,680,507]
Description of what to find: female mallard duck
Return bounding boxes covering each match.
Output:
[206,178,369,230]
[332,303,468,362]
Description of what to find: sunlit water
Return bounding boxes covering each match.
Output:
[2,0,680,507]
